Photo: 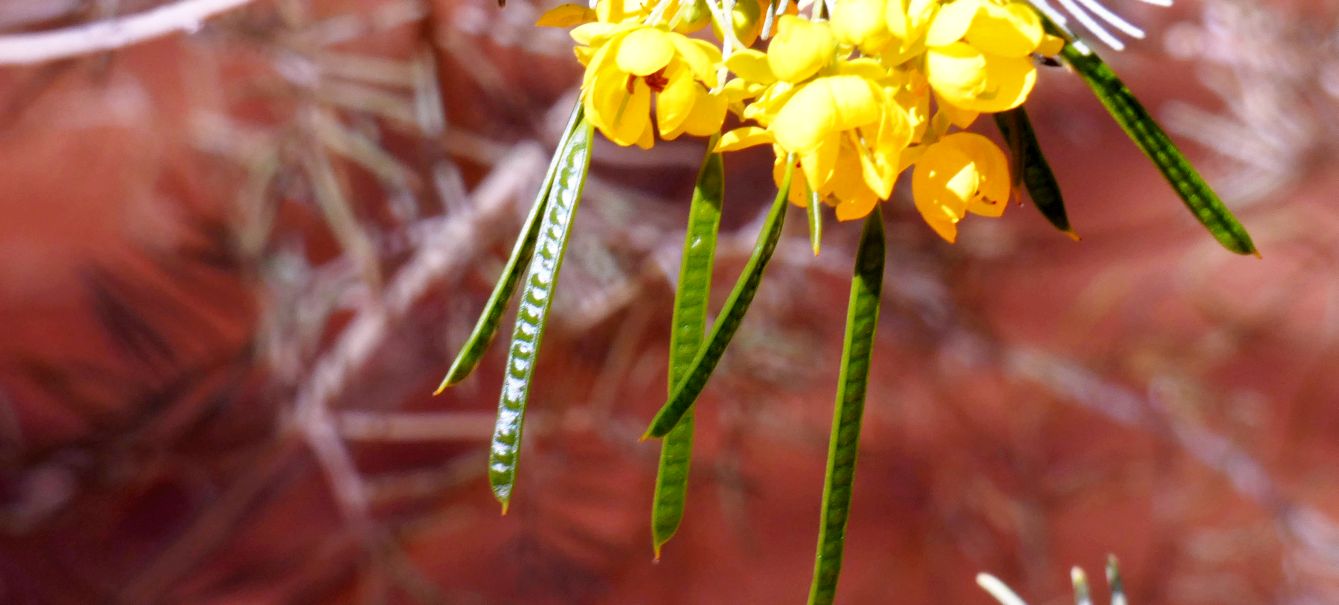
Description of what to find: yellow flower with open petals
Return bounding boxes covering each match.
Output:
[922,0,1041,112]
[911,132,1010,241]
[720,70,912,221]
[574,24,724,148]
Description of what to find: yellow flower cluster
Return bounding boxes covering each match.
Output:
[539,0,1064,241]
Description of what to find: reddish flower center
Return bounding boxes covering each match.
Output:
[626,68,671,94]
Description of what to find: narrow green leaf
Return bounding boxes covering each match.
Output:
[488,115,594,512]
[642,161,795,439]
[993,107,1078,239]
[1057,39,1257,256]
[807,210,885,605]
[807,189,823,256]
[651,139,725,558]
[437,106,586,392]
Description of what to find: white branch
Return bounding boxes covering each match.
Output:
[0,0,257,66]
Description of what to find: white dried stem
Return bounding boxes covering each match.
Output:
[0,0,257,65]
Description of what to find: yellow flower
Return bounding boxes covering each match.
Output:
[767,15,837,83]
[720,69,912,221]
[831,0,892,55]
[922,0,1042,112]
[717,15,918,221]
[910,132,1010,241]
[883,0,940,61]
[573,23,725,147]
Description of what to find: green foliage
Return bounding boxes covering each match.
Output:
[487,110,594,511]
[642,161,795,440]
[807,211,885,605]
[1056,37,1257,256]
[437,107,587,391]
[994,106,1076,238]
[651,139,725,557]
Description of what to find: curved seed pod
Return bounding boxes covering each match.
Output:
[642,161,795,439]
[437,106,586,392]
[807,210,884,605]
[1057,39,1257,256]
[489,115,594,512]
[652,140,725,558]
[994,107,1077,239]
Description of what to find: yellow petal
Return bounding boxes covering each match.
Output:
[834,195,878,221]
[682,91,728,136]
[886,0,939,43]
[836,57,889,80]
[671,36,723,86]
[1037,33,1065,56]
[829,145,880,219]
[799,133,839,192]
[925,0,980,47]
[635,116,656,148]
[747,81,798,124]
[832,0,890,53]
[597,0,643,23]
[622,79,655,147]
[771,76,881,152]
[973,52,1036,111]
[589,68,653,146]
[717,126,774,151]
[927,40,1037,112]
[854,130,896,198]
[724,49,776,85]
[616,27,675,76]
[965,1,1043,58]
[935,95,979,128]
[925,42,988,108]
[773,151,809,206]
[536,3,598,27]
[584,55,623,132]
[912,137,978,241]
[657,68,699,138]
[722,77,761,104]
[574,45,596,65]
[767,15,836,83]
[572,21,628,46]
[945,132,1010,216]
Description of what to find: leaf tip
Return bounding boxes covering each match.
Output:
[500,500,510,516]
[1063,229,1081,242]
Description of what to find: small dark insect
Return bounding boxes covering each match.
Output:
[1040,56,1062,67]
